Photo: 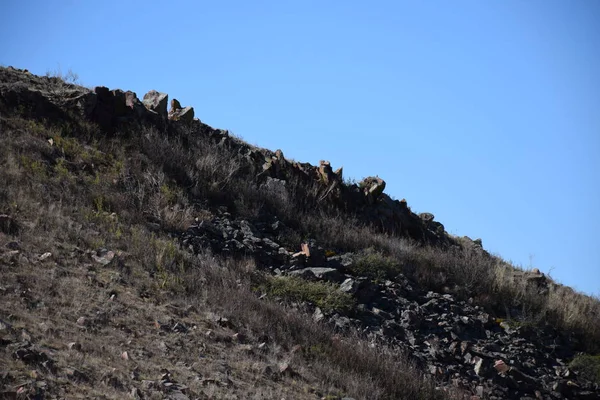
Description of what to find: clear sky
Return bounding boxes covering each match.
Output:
[2,1,599,295]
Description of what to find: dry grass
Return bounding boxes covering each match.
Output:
[0,113,449,399]
[1,89,599,398]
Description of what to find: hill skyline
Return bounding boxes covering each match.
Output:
[2,0,598,297]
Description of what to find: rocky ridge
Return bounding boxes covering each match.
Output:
[181,210,598,399]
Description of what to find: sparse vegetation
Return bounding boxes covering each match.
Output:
[1,68,599,399]
[570,354,600,384]
[349,248,402,281]
[257,275,355,313]
[45,66,80,85]
[0,113,445,399]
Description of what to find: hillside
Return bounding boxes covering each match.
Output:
[1,66,599,399]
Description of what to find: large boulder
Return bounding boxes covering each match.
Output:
[168,98,194,124]
[142,90,168,119]
[360,176,386,201]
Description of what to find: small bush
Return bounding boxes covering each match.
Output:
[258,275,354,313]
[19,155,47,177]
[569,354,600,384]
[349,248,402,281]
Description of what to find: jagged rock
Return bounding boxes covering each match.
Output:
[313,307,325,322]
[92,87,145,129]
[360,176,386,201]
[334,166,343,181]
[339,278,359,294]
[143,90,168,119]
[168,98,194,123]
[318,160,336,184]
[419,212,435,222]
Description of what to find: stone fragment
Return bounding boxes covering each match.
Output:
[495,359,510,374]
[313,307,325,322]
[474,357,490,377]
[340,278,359,294]
[91,248,115,265]
[67,342,82,351]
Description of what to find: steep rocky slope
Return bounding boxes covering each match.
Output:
[1,66,599,399]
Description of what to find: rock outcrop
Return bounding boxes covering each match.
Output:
[0,66,456,247]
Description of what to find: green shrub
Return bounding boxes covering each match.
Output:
[569,354,600,384]
[259,275,354,313]
[349,248,402,281]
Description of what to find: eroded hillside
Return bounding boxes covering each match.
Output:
[1,66,599,399]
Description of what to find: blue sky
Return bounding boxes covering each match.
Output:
[2,1,599,295]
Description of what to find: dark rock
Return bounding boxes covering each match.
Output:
[6,241,20,250]
[359,176,386,202]
[288,267,345,283]
[473,357,492,377]
[0,214,19,235]
[419,212,435,222]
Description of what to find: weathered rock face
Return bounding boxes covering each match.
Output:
[0,67,91,121]
[91,87,148,129]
